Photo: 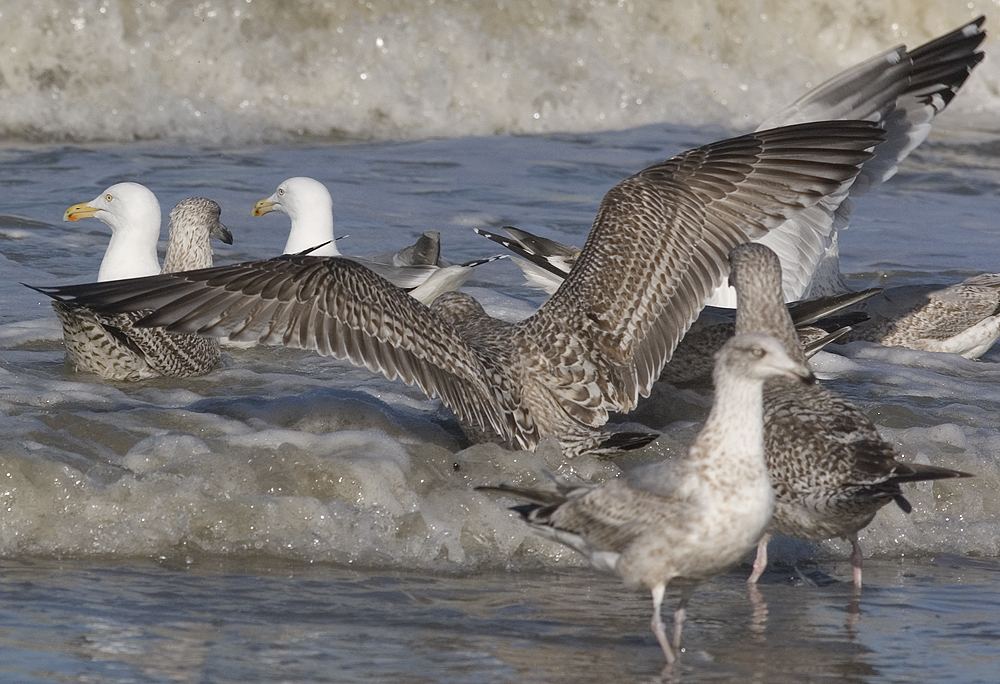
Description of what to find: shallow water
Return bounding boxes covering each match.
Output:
[2,3,1000,682]
[2,556,999,683]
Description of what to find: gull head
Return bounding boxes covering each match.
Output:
[63,182,163,282]
[63,182,161,231]
[252,176,332,221]
[717,333,816,386]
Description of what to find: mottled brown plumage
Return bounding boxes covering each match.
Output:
[730,243,972,586]
[40,197,232,381]
[479,333,814,665]
[31,121,882,455]
[841,274,1000,359]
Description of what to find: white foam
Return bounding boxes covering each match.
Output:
[0,1,993,142]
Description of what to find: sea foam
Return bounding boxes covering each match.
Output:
[0,0,994,143]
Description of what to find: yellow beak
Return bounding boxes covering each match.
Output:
[252,198,277,217]
[64,202,100,222]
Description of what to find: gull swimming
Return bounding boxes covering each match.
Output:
[839,275,1000,359]
[63,181,164,282]
[29,121,884,457]
[254,176,495,304]
[729,243,972,586]
[478,333,815,666]
[30,196,233,381]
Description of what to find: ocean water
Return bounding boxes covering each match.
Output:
[2,1,1000,682]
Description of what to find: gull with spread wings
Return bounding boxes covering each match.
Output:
[30,121,884,457]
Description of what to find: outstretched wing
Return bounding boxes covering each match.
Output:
[706,16,987,305]
[521,120,884,424]
[29,256,511,440]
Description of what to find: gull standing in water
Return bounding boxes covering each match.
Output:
[479,333,815,666]
[729,243,972,587]
[253,177,497,305]
[30,121,883,457]
[31,195,233,381]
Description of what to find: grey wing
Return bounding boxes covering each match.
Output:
[760,16,985,189]
[716,16,987,305]
[542,481,672,555]
[363,229,442,268]
[475,227,577,294]
[523,120,884,422]
[345,256,439,290]
[29,256,510,439]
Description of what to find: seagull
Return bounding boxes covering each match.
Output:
[253,177,495,304]
[63,182,164,282]
[839,275,1000,359]
[478,333,815,666]
[30,196,233,381]
[728,243,972,587]
[28,121,884,457]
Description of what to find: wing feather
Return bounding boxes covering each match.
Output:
[522,120,884,420]
[33,256,510,440]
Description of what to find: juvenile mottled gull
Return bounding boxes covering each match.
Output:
[729,243,972,586]
[30,121,884,457]
[254,176,493,304]
[706,16,986,307]
[840,276,1000,359]
[31,197,233,381]
[479,333,815,666]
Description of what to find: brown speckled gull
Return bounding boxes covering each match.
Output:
[729,243,972,587]
[478,333,815,666]
[840,275,1000,359]
[31,197,232,381]
[29,121,883,457]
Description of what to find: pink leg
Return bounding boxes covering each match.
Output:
[673,587,695,652]
[849,533,864,588]
[747,533,771,584]
[650,584,676,666]
[672,602,687,651]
